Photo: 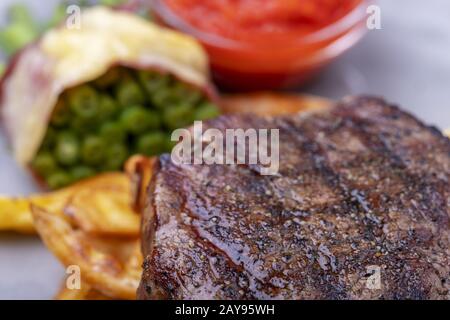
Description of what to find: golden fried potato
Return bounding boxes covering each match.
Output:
[125,155,154,213]
[0,186,72,234]
[0,197,36,234]
[31,205,141,300]
[64,186,139,238]
[0,173,131,234]
[55,281,111,300]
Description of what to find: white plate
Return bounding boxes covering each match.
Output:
[1,0,450,300]
[0,135,64,299]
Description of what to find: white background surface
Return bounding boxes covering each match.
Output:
[0,0,450,299]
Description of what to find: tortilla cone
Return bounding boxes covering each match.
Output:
[0,6,212,168]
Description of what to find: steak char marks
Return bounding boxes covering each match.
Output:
[138,96,450,300]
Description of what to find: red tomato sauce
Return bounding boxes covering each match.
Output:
[164,0,361,44]
[157,0,366,90]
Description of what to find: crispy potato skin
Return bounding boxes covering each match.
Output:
[0,173,138,236]
[1,172,142,300]
[55,281,111,300]
[31,204,142,300]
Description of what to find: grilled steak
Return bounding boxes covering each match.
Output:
[138,96,450,300]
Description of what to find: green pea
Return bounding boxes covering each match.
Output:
[8,4,34,27]
[186,90,204,106]
[151,88,173,109]
[54,131,80,166]
[70,166,96,181]
[32,152,58,177]
[98,94,120,120]
[164,134,178,152]
[145,109,162,130]
[81,135,106,166]
[0,22,37,56]
[172,82,203,106]
[193,102,220,121]
[67,85,99,120]
[120,106,160,135]
[162,104,193,130]
[99,121,127,143]
[137,71,170,96]
[70,116,97,134]
[136,132,166,156]
[103,144,129,171]
[46,4,67,29]
[115,78,145,107]
[50,99,70,128]
[46,171,72,190]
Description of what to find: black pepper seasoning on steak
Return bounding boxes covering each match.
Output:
[138,96,450,300]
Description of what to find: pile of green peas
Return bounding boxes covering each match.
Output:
[31,67,219,189]
[0,2,128,60]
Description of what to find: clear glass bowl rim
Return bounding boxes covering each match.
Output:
[151,0,372,50]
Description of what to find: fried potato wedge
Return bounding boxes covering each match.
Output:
[0,186,71,234]
[125,155,154,213]
[64,185,139,238]
[55,281,111,300]
[31,205,141,300]
[0,173,133,235]
[0,197,37,234]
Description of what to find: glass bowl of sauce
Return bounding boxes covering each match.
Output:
[152,0,369,91]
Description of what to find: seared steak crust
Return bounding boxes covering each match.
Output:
[138,96,450,300]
